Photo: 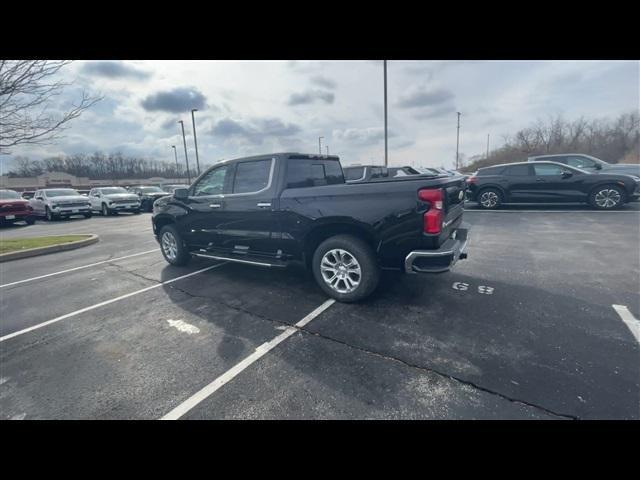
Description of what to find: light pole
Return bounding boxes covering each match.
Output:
[326,145,329,155]
[171,145,179,178]
[455,112,461,170]
[191,109,200,176]
[178,120,191,184]
[384,60,388,168]
[486,133,490,160]
[318,136,324,155]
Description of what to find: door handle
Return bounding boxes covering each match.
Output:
[209,203,222,208]
[536,178,546,182]
[257,202,271,208]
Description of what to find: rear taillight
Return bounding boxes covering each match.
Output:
[419,188,444,234]
[466,176,478,184]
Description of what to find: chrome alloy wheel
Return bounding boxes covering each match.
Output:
[161,231,178,261]
[480,191,499,208]
[320,248,362,294]
[594,189,621,208]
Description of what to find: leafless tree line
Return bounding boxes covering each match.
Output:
[462,111,640,172]
[0,60,101,154]
[7,152,192,180]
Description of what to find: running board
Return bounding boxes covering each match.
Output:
[192,252,286,268]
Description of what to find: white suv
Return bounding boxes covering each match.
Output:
[30,188,93,221]
[89,187,141,215]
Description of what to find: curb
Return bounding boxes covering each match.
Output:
[0,234,100,262]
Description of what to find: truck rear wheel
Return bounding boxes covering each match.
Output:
[312,234,380,302]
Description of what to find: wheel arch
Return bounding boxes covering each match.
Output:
[302,220,377,268]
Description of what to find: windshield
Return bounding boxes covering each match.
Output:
[46,189,80,197]
[0,190,21,199]
[139,187,165,193]
[99,187,128,195]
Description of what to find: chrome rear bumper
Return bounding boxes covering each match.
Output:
[405,225,469,274]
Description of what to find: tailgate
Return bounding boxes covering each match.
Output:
[441,177,466,239]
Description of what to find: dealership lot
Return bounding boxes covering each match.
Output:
[1,204,639,419]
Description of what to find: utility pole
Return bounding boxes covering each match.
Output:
[455,112,461,170]
[384,60,388,167]
[178,120,191,184]
[318,136,324,155]
[171,145,179,178]
[486,133,490,160]
[191,109,200,176]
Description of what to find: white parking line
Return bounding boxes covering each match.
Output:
[612,305,640,343]
[0,262,227,342]
[0,249,160,289]
[160,298,336,420]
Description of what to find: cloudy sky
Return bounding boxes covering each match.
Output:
[2,60,638,172]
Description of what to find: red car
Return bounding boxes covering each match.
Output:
[0,189,36,226]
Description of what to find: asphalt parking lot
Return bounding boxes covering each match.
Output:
[1,203,639,420]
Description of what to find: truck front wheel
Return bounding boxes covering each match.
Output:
[159,224,191,266]
[312,234,380,302]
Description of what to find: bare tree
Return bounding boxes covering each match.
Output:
[0,60,102,154]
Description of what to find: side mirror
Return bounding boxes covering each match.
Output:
[174,188,189,199]
[561,171,573,179]
[594,164,603,170]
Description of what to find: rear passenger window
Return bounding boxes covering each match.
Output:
[506,165,531,176]
[534,164,564,176]
[232,159,272,194]
[344,167,365,181]
[566,156,596,168]
[286,159,344,188]
[478,166,505,176]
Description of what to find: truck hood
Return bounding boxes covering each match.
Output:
[0,198,29,205]
[103,193,139,201]
[141,192,168,197]
[47,195,89,203]
[600,164,640,176]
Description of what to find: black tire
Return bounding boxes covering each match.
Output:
[589,184,626,210]
[477,187,503,209]
[159,224,191,266]
[102,203,111,216]
[45,207,57,221]
[25,216,36,225]
[312,234,380,303]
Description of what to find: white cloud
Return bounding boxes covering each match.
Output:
[3,60,638,171]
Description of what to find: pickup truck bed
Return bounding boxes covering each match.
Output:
[152,153,469,302]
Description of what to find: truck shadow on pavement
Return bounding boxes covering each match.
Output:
[158,261,639,419]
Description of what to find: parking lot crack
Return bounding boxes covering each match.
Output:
[166,285,292,327]
[295,329,580,420]
[105,261,160,284]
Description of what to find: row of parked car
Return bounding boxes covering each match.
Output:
[0,184,188,226]
[343,153,640,210]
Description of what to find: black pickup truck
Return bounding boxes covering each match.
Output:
[152,153,469,302]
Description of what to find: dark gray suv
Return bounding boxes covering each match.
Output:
[528,153,640,177]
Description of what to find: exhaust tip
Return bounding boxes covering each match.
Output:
[459,252,468,260]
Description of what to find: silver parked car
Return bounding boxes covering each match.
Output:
[89,187,141,216]
[29,188,93,221]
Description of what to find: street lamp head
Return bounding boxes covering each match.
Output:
[191,108,198,113]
